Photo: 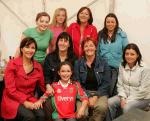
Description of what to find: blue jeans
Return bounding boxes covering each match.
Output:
[108,96,150,119]
[109,67,119,97]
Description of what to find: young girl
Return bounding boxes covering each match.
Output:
[41,61,88,121]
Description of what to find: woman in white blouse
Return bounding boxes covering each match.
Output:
[108,43,150,119]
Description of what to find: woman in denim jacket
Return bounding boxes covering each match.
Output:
[74,37,111,121]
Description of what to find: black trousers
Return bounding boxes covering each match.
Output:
[54,118,76,121]
[16,105,45,121]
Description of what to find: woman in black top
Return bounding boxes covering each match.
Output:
[43,32,76,121]
[43,32,76,92]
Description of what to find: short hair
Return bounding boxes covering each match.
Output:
[122,43,142,67]
[81,37,97,50]
[77,7,93,25]
[36,12,50,22]
[20,37,37,58]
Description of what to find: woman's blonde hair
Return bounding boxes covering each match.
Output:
[50,8,67,30]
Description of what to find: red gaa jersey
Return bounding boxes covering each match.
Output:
[51,81,88,119]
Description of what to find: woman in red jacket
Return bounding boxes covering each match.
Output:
[1,37,46,121]
[67,7,98,58]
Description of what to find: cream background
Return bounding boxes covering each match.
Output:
[0,0,150,65]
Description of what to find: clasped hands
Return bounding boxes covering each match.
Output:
[23,85,54,110]
[23,100,43,110]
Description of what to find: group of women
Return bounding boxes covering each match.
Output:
[1,6,150,121]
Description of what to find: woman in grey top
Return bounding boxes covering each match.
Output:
[108,43,150,120]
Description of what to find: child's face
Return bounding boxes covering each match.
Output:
[58,64,72,83]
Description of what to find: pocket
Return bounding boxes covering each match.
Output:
[95,67,104,84]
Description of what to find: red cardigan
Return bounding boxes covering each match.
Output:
[1,57,45,119]
[67,22,98,58]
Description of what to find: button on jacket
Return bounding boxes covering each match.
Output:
[1,57,45,119]
[74,56,111,96]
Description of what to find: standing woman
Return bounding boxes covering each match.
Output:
[49,8,68,53]
[97,13,128,97]
[74,37,111,121]
[67,7,97,58]
[15,12,53,64]
[1,37,46,121]
[108,43,150,119]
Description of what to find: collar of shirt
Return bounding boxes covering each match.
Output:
[12,56,40,70]
[58,79,71,88]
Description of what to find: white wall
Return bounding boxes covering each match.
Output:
[115,0,150,65]
[0,0,109,59]
[0,0,150,66]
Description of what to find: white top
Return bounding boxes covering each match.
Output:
[117,63,150,102]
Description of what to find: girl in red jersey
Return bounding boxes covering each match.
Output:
[40,61,88,121]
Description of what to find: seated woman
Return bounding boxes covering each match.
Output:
[1,37,46,121]
[43,32,76,92]
[43,32,76,121]
[74,37,111,121]
[108,43,150,120]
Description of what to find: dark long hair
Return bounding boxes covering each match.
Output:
[122,43,142,67]
[99,13,119,43]
[54,32,74,60]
